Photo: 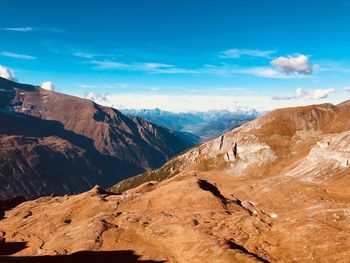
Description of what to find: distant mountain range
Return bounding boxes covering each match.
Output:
[0,77,194,199]
[120,108,260,141]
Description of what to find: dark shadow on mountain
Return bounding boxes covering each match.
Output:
[226,240,269,263]
[0,77,36,108]
[198,179,227,204]
[0,110,144,199]
[0,250,165,263]
[0,196,26,220]
[0,242,28,256]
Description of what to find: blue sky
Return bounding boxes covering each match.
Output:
[1,0,350,111]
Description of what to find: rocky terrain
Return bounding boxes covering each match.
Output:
[0,77,193,199]
[1,101,350,262]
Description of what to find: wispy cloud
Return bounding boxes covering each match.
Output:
[272,87,336,100]
[78,82,157,90]
[73,52,96,59]
[73,52,109,59]
[219,48,275,59]
[90,60,198,74]
[201,64,307,79]
[344,87,350,92]
[2,27,63,33]
[79,84,99,88]
[74,49,320,79]
[3,27,33,32]
[0,51,36,60]
[234,67,291,79]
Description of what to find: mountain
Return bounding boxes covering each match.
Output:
[2,101,350,262]
[120,108,259,141]
[0,77,193,199]
[112,101,350,192]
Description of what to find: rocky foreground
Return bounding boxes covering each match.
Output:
[1,101,350,262]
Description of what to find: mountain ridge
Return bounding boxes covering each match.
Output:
[0,77,194,199]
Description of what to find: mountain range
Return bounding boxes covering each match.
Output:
[120,108,260,141]
[1,100,350,262]
[0,77,194,199]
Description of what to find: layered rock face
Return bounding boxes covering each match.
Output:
[0,77,193,199]
[1,101,350,262]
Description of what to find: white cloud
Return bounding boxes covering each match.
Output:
[296,87,336,99]
[272,87,336,100]
[219,49,275,59]
[84,91,107,101]
[271,55,319,75]
[0,51,36,60]
[0,65,17,81]
[84,91,114,107]
[3,27,33,32]
[344,87,350,92]
[41,81,55,91]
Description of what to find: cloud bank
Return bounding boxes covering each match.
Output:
[84,91,108,102]
[272,87,336,100]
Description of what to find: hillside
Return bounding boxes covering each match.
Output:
[0,77,193,199]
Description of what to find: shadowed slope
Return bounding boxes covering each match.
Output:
[0,250,165,263]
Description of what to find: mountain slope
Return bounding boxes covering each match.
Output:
[0,77,192,199]
[2,101,350,262]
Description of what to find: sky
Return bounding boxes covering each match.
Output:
[1,0,350,112]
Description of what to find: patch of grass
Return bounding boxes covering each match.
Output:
[109,157,184,193]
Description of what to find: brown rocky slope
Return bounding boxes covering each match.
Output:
[1,101,350,262]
